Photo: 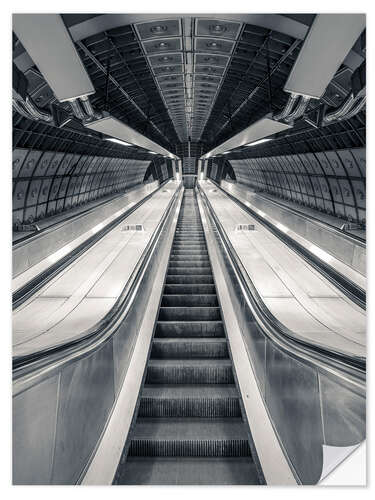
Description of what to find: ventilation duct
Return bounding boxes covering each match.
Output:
[201,116,292,159]
[283,14,365,99]
[85,113,179,159]
[13,14,95,102]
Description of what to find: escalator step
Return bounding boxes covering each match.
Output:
[161,294,218,307]
[158,307,221,321]
[151,338,228,358]
[139,385,240,417]
[116,457,259,485]
[128,418,250,457]
[146,359,234,384]
[163,284,216,295]
[155,320,224,337]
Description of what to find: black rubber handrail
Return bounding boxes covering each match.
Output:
[198,184,365,380]
[209,181,366,310]
[12,181,168,309]
[13,184,182,374]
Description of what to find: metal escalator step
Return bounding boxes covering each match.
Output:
[161,294,218,307]
[115,457,259,485]
[146,359,234,384]
[151,338,228,358]
[169,256,210,262]
[167,268,212,276]
[163,284,216,295]
[155,320,224,337]
[139,385,240,416]
[139,385,240,417]
[166,275,214,284]
[128,418,250,457]
[170,251,209,257]
[167,261,211,269]
[158,306,221,321]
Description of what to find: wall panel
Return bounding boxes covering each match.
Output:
[225,147,366,224]
[12,148,153,227]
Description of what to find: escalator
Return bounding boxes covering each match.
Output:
[114,188,261,485]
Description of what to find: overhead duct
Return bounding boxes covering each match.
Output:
[283,14,365,99]
[85,113,179,159]
[201,116,292,159]
[13,14,95,102]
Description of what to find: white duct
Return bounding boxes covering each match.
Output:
[13,14,95,102]
[201,116,292,159]
[284,14,365,99]
[85,113,179,159]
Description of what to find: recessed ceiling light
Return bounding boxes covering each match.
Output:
[207,42,220,48]
[210,24,227,33]
[151,25,167,33]
[105,138,133,147]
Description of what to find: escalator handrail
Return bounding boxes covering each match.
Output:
[209,180,366,310]
[13,183,183,376]
[197,184,366,384]
[12,180,169,309]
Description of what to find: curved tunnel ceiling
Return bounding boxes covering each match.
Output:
[12,14,366,226]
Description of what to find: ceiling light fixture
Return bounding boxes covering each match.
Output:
[244,138,272,147]
[105,138,133,147]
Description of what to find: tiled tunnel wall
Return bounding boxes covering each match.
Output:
[209,148,366,225]
[12,148,153,227]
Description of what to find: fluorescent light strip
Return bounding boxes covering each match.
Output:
[106,138,133,147]
[244,138,272,147]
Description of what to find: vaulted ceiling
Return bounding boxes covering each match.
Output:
[13,14,366,161]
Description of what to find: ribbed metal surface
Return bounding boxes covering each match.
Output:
[139,397,241,418]
[151,339,228,359]
[129,439,251,457]
[146,363,234,384]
